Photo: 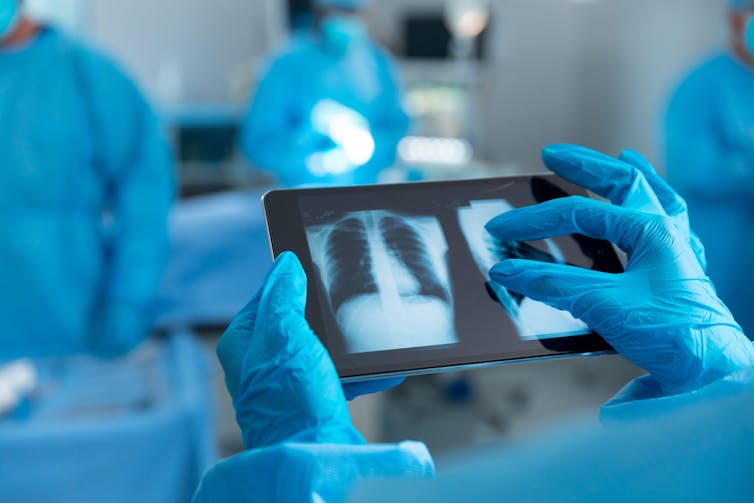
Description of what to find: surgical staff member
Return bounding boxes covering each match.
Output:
[240,0,409,187]
[665,0,754,338]
[0,1,174,357]
[194,145,754,501]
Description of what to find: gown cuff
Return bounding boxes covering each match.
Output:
[192,440,434,502]
[600,367,754,424]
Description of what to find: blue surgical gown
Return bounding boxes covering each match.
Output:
[350,370,754,502]
[0,27,174,357]
[666,53,754,339]
[240,34,409,187]
[193,370,754,501]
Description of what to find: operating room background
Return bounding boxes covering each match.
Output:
[41,0,729,171]
[25,0,729,456]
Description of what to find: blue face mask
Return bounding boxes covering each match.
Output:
[0,0,19,39]
[320,16,367,52]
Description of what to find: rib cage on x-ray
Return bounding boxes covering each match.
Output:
[379,216,448,302]
[325,218,378,313]
[487,238,560,305]
[307,211,457,353]
[457,199,588,341]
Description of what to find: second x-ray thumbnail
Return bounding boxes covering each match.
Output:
[458,200,589,341]
[306,211,458,353]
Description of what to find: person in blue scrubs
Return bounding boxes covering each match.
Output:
[240,0,409,187]
[193,145,754,501]
[665,0,754,339]
[0,2,174,358]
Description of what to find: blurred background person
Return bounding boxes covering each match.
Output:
[665,0,754,337]
[240,0,410,187]
[0,4,215,502]
[0,0,174,358]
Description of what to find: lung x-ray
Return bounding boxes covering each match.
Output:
[307,211,458,353]
[458,200,589,340]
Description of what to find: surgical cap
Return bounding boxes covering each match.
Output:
[730,0,754,9]
[312,0,369,9]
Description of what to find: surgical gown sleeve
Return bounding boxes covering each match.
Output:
[600,366,754,422]
[349,370,754,502]
[78,48,175,355]
[240,56,328,183]
[665,58,754,197]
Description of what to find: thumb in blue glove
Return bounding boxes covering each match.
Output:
[198,252,434,502]
[217,251,361,448]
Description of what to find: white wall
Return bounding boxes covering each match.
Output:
[86,0,285,105]
[371,0,728,170]
[80,0,728,168]
[570,0,728,169]
[474,0,586,169]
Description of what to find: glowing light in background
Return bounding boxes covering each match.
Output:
[0,360,36,415]
[307,148,352,176]
[336,126,375,166]
[308,99,376,175]
[398,136,473,166]
[444,0,491,40]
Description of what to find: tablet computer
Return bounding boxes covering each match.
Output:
[263,175,623,382]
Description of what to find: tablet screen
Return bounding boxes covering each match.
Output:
[264,175,622,379]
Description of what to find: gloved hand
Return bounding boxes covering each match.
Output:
[216,252,403,448]
[486,144,754,396]
[342,377,405,401]
[89,301,148,357]
[197,252,432,502]
[217,252,358,448]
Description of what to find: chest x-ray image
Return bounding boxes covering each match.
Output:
[458,200,589,340]
[306,211,458,353]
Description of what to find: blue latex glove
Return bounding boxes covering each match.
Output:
[342,377,404,401]
[665,52,754,344]
[216,251,360,447]
[216,256,402,409]
[195,252,432,501]
[487,145,754,396]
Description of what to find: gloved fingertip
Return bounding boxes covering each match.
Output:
[274,250,302,271]
[484,218,500,233]
[269,252,307,289]
[617,149,636,164]
[618,149,652,169]
[541,144,584,171]
[617,148,635,158]
[490,261,519,279]
[485,213,514,234]
[343,376,406,400]
[542,143,574,154]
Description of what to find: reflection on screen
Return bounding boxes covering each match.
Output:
[306,210,458,353]
[458,200,588,340]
